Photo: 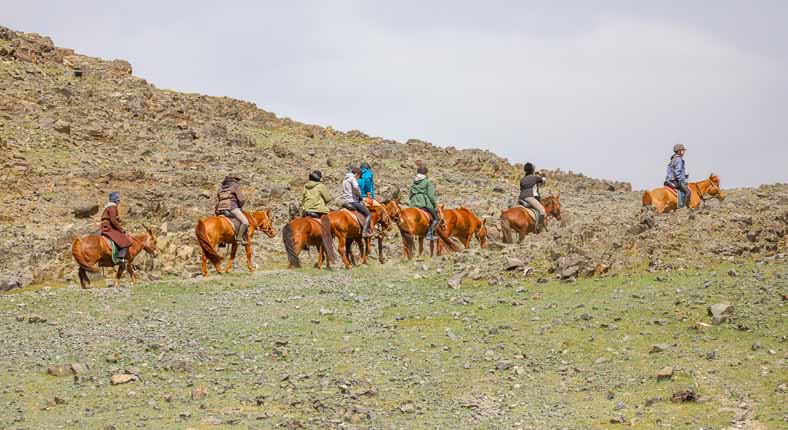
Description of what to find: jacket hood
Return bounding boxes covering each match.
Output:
[222,177,238,187]
[413,173,427,183]
[103,201,117,209]
[304,180,321,190]
[344,172,356,180]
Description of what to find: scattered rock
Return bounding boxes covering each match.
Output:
[110,374,138,385]
[707,303,733,325]
[656,366,674,380]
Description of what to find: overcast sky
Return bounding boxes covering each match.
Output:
[6,1,787,188]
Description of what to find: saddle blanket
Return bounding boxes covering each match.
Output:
[101,236,120,265]
[417,208,433,223]
[218,212,242,233]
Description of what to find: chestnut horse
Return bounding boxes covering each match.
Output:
[642,174,724,213]
[195,210,277,276]
[383,199,461,259]
[71,226,158,288]
[436,206,488,255]
[500,194,562,244]
[282,216,334,269]
[319,199,388,269]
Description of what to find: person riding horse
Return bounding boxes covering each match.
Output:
[301,170,332,218]
[100,191,132,267]
[215,173,249,245]
[409,165,439,240]
[665,144,691,208]
[518,162,547,233]
[358,162,375,200]
[340,166,372,237]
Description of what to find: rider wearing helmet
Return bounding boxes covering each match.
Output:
[409,165,439,240]
[215,173,249,245]
[340,166,372,237]
[518,162,547,233]
[665,144,690,208]
[301,170,332,218]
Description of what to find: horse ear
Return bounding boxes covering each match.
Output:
[438,203,444,210]
[266,208,271,217]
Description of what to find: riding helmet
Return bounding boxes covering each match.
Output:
[309,170,322,182]
[524,162,535,175]
[673,144,686,153]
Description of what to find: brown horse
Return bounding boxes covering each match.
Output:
[195,210,277,276]
[383,199,461,259]
[500,194,562,244]
[71,226,159,288]
[436,206,488,255]
[282,216,334,269]
[642,174,724,213]
[319,199,388,269]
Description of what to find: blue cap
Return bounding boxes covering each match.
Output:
[109,192,120,203]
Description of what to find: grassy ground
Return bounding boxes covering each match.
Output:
[1,260,785,429]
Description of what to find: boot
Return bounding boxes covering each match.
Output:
[235,223,249,246]
[426,220,439,241]
[362,215,372,238]
[535,213,545,233]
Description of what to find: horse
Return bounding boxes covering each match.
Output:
[642,174,724,213]
[499,194,562,244]
[282,216,333,269]
[383,199,462,259]
[194,209,277,276]
[71,226,158,288]
[436,206,487,255]
[318,199,388,269]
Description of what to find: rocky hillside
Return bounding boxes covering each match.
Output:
[0,26,785,291]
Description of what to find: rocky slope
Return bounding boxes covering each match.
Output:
[0,26,785,291]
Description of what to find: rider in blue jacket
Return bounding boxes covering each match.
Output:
[358,162,375,199]
[664,144,690,208]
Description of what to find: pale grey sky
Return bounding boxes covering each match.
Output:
[6,1,788,188]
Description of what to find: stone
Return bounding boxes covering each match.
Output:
[504,257,525,271]
[399,402,415,414]
[656,366,674,380]
[110,374,138,385]
[191,387,208,401]
[47,365,73,377]
[707,303,733,325]
[448,272,465,289]
[649,344,671,354]
[72,204,99,219]
[53,120,71,134]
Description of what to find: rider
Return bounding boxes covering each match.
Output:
[301,170,331,218]
[215,173,249,245]
[409,165,439,240]
[100,191,132,266]
[665,144,690,208]
[518,162,547,233]
[358,162,375,200]
[340,166,372,237]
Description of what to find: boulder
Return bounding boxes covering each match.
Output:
[707,303,733,325]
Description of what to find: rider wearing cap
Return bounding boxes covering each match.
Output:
[215,173,249,245]
[409,165,439,240]
[101,191,132,265]
[665,144,690,208]
[301,170,332,218]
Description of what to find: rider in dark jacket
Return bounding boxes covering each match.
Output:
[215,174,249,245]
[518,163,547,233]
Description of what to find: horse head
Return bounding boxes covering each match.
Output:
[706,174,725,201]
[366,198,391,231]
[139,224,159,257]
[383,199,401,224]
[252,209,277,238]
[544,193,562,221]
[436,204,447,229]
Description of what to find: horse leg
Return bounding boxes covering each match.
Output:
[338,234,352,269]
[225,243,238,273]
[517,226,526,244]
[201,254,209,277]
[78,267,87,289]
[377,236,385,264]
[418,237,424,257]
[245,242,254,273]
[316,246,324,269]
[429,238,435,257]
[114,264,125,288]
[463,234,472,249]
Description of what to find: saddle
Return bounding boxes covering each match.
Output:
[341,208,366,228]
[515,203,538,221]
[304,216,322,229]
[418,208,433,223]
[217,211,242,233]
[663,184,688,208]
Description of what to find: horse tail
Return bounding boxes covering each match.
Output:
[71,238,99,272]
[320,215,336,264]
[282,223,300,269]
[195,219,223,266]
[642,191,652,207]
[500,212,513,244]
